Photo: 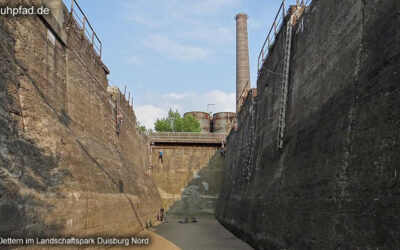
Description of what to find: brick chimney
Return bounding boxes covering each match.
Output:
[235,13,251,112]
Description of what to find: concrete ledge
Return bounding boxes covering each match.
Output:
[38,0,67,45]
[38,14,66,45]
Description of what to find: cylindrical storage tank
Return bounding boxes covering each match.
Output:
[213,112,236,133]
[184,111,211,132]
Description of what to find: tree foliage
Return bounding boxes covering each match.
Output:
[154,109,201,132]
[137,121,152,132]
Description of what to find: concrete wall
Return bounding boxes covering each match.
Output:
[216,0,400,249]
[0,0,161,237]
[151,145,225,214]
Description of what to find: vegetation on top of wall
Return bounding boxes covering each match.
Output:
[154,109,201,132]
[137,121,152,132]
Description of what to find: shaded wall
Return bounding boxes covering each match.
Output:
[216,0,400,249]
[0,0,161,237]
[151,145,225,214]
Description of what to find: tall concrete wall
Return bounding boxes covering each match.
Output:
[216,0,400,249]
[151,145,225,214]
[0,0,161,237]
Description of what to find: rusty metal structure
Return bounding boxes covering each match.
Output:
[69,0,102,57]
[184,111,211,132]
[213,112,236,133]
[257,0,312,75]
[276,4,306,150]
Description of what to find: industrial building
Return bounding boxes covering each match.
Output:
[183,111,236,133]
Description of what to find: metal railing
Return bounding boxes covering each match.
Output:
[257,1,286,74]
[257,0,312,74]
[70,0,102,57]
[146,132,227,143]
[237,80,250,111]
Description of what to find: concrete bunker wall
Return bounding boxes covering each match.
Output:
[216,0,400,249]
[151,145,225,214]
[0,0,161,237]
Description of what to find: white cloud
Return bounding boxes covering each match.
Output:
[180,25,235,45]
[135,90,235,130]
[122,0,240,23]
[248,18,262,30]
[144,34,210,62]
[196,90,236,112]
[124,14,161,29]
[120,0,239,61]
[190,0,241,15]
[135,105,167,129]
[162,93,188,100]
[126,56,142,65]
[118,0,240,128]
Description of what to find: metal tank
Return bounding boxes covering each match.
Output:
[184,111,211,132]
[213,112,236,133]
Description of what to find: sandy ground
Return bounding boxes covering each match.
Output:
[11,230,180,250]
[134,228,181,250]
[11,215,252,250]
[153,214,253,250]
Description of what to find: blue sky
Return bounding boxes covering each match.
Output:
[64,0,299,128]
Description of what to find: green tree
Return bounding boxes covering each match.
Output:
[137,121,152,132]
[139,125,147,132]
[154,118,173,132]
[180,114,201,132]
[154,109,201,132]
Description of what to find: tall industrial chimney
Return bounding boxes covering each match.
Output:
[235,13,251,112]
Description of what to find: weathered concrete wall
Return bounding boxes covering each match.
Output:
[217,0,400,249]
[0,0,161,237]
[151,145,225,214]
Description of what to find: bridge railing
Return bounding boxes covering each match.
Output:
[145,132,227,143]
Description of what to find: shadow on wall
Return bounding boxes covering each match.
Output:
[0,25,71,238]
[74,139,145,230]
[166,152,226,216]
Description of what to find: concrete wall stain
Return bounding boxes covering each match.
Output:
[0,0,161,237]
[216,0,400,249]
[151,145,225,214]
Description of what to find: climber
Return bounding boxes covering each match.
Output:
[158,149,164,163]
[219,147,225,158]
[158,208,165,221]
[219,139,226,158]
[144,165,154,176]
[116,110,123,134]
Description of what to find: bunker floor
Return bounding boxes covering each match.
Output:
[152,214,253,250]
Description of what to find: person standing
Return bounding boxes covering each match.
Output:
[158,208,165,221]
